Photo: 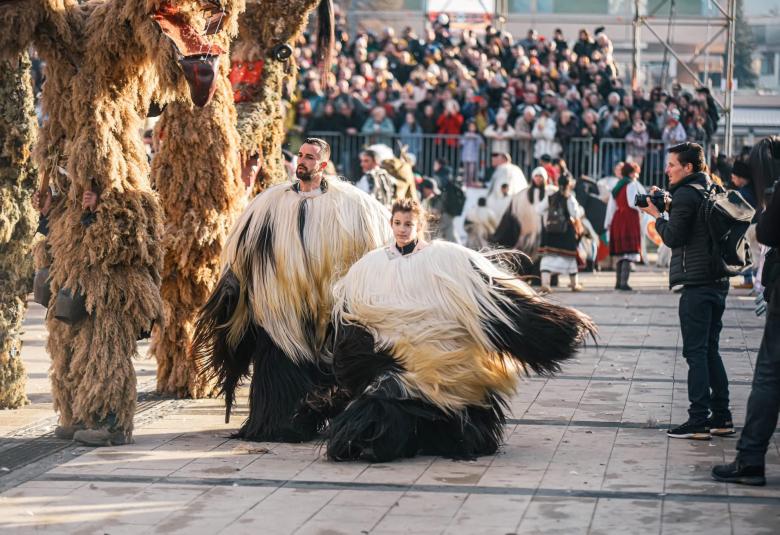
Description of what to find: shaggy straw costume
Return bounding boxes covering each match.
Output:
[0,53,37,409]
[150,40,246,399]
[328,241,596,462]
[0,0,242,439]
[231,0,333,193]
[194,178,391,441]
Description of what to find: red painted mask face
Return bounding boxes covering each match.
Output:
[152,1,227,107]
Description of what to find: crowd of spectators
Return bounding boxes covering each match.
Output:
[288,14,722,180]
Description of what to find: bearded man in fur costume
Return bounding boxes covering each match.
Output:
[193,138,392,442]
[327,199,596,462]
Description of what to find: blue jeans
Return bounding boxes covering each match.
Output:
[737,311,780,466]
[678,284,730,424]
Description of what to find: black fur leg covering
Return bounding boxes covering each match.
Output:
[482,283,597,376]
[236,336,333,442]
[327,375,507,462]
[193,269,333,442]
[193,269,255,417]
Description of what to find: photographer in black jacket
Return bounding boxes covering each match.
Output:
[640,142,732,440]
[713,137,780,486]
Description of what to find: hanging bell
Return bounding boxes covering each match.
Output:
[54,287,88,325]
[272,44,293,62]
[33,268,52,307]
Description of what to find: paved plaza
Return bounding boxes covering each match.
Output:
[1,268,778,534]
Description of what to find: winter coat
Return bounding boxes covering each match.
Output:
[655,172,727,288]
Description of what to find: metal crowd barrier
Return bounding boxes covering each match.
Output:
[306,131,697,190]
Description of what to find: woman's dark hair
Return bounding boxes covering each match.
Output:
[621,161,640,178]
[667,142,706,174]
[558,172,572,194]
[527,179,546,203]
[749,136,780,209]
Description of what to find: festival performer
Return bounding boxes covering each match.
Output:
[604,162,646,291]
[193,138,392,442]
[0,0,243,446]
[327,199,595,462]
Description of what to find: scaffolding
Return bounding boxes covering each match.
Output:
[632,0,737,155]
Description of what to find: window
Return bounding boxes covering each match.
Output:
[761,51,776,76]
[532,0,609,13]
[646,0,704,16]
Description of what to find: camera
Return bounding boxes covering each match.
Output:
[635,190,669,212]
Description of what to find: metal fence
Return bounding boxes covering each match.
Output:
[308,132,685,189]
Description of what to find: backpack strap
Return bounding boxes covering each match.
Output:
[684,182,707,196]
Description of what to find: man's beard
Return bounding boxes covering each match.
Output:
[296,166,313,181]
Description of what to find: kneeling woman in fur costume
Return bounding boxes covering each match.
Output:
[193,139,391,442]
[328,199,596,462]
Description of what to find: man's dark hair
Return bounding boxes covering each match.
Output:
[477,197,487,207]
[749,136,780,209]
[668,142,706,174]
[303,137,331,161]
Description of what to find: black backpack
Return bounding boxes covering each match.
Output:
[688,183,755,278]
[443,181,467,216]
[545,192,570,234]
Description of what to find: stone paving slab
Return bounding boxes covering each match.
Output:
[1,269,779,534]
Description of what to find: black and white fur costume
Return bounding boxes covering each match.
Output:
[327,240,596,461]
[193,178,391,441]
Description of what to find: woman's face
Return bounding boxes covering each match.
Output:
[392,211,418,247]
[532,173,544,186]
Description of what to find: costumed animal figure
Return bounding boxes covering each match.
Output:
[379,145,419,202]
[151,0,334,398]
[327,199,596,462]
[193,138,392,442]
[492,167,557,260]
[0,52,37,409]
[149,20,246,399]
[230,0,334,194]
[0,0,243,445]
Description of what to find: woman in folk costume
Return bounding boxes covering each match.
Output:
[493,167,557,261]
[536,173,586,292]
[327,199,595,462]
[605,162,646,291]
[193,138,392,442]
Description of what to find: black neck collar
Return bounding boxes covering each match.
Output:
[396,240,418,256]
[292,177,328,193]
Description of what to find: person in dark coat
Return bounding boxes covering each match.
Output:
[639,142,732,441]
[713,136,780,486]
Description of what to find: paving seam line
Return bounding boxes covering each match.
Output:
[34,473,780,506]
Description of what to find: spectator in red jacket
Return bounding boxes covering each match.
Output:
[436,99,464,147]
